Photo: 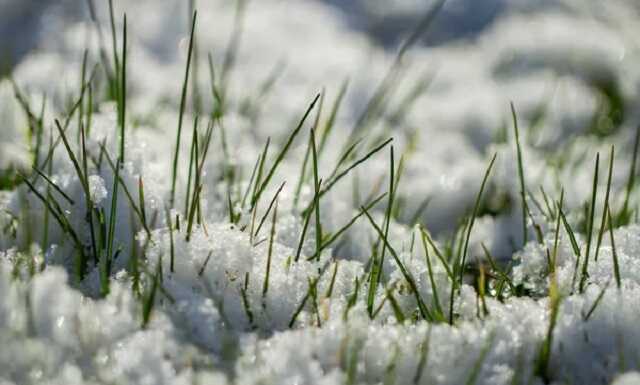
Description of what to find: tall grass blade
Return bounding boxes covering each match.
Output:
[251,93,320,207]
[579,153,600,293]
[511,102,528,245]
[595,146,614,261]
[170,11,197,207]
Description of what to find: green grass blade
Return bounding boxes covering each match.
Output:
[594,146,614,262]
[367,146,395,316]
[465,331,495,385]
[105,157,121,277]
[310,129,323,260]
[307,193,386,261]
[253,181,286,239]
[31,167,74,205]
[460,153,497,286]
[607,206,621,289]
[302,138,393,218]
[620,125,640,223]
[413,326,432,384]
[363,207,432,321]
[511,102,528,245]
[535,277,561,383]
[584,280,610,321]
[294,179,321,262]
[142,261,161,328]
[420,227,444,318]
[262,198,279,299]
[251,93,320,207]
[170,11,197,207]
[579,153,600,293]
[119,14,127,162]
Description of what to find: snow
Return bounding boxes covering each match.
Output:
[1,0,640,384]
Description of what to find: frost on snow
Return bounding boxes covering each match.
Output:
[1,0,640,384]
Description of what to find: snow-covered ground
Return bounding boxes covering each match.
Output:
[1,0,640,384]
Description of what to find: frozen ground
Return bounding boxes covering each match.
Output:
[1,0,640,384]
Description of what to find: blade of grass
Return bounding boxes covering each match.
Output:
[620,125,640,224]
[343,276,361,321]
[262,198,279,299]
[141,260,161,328]
[465,330,495,385]
[292,94,324,208]
[420,227,444,318]
[310,129,323,260]
[19,172,87,278]
[170,11,197,207]
[251,93,321,208]
[535,272,561,383]
[480,242,514,293]
[607,206,621,289]
[422,231,455,285]
[584,280,610,321]
[550,189,565,273]
[579,153,600,293]
[253,181,286,239]
[511,102,528,245]
[318,79,348,156]
[325,260,339,298]
[307,193,386,261]
[240,272,255,329]
[184,117,199,217]
[384,285,405,323]
[413,326,432,384]
[459,153,497,285]
[250,137,271,207]
[367,146,395,316]
[98,143,151,237]
[108,0,120,98]
[31,167,74,205]
[594,146,614,262]
[105,157,121,276]
[449,153,496,324]
[118,14,127,163]
[301,138,393,218]
[294,178,322,262]
[363,207,432,321]
[185,184,202,242]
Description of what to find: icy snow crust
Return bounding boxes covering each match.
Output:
[2,0,640,384]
